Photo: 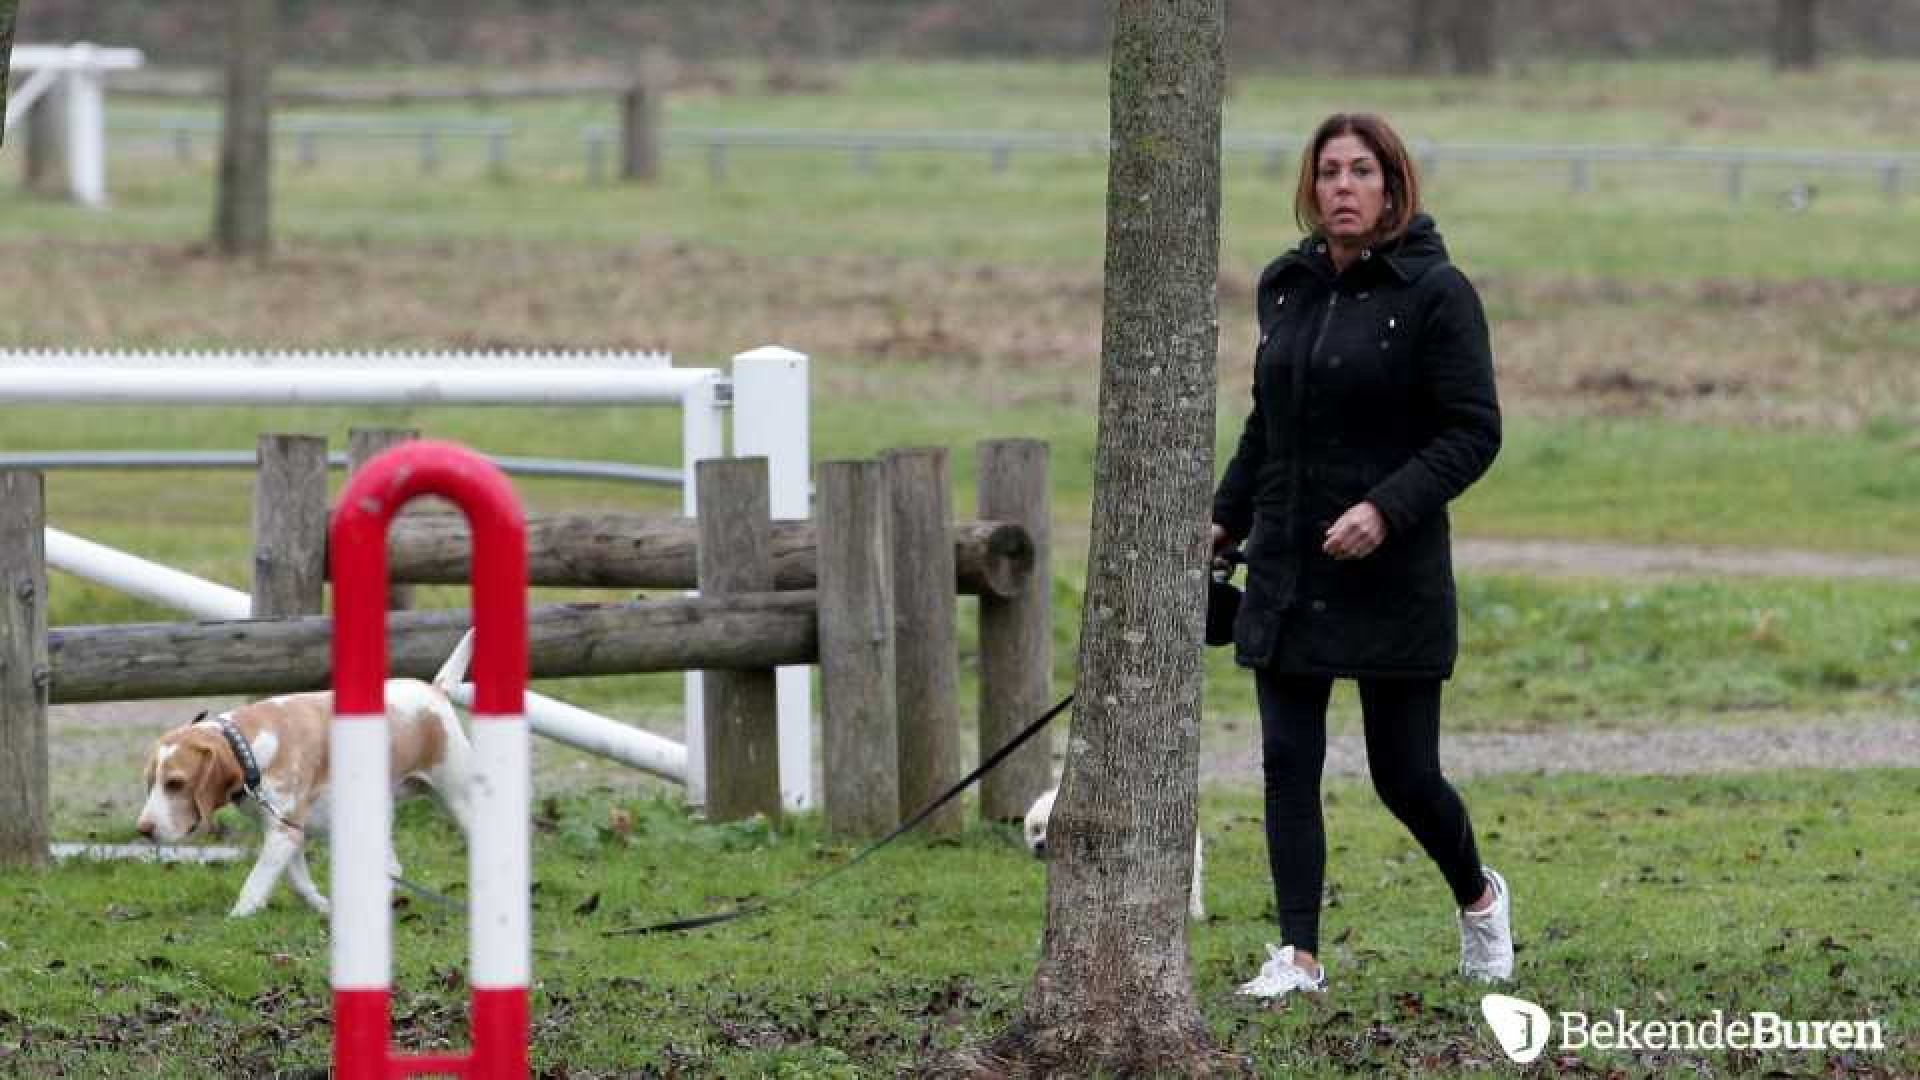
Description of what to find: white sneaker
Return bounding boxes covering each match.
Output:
[1459,866,1514,982]
[1236,943,1326,1000]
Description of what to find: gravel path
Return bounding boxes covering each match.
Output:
[1200,716,1920,789]
[1455,538,1920,580]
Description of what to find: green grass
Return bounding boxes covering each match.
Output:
[10,134,1914,283]
[2,769,1914,1076]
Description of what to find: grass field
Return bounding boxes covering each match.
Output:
[1,769,1914,1076]
[1,57,1917,1075]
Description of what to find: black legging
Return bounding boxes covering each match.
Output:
[1256,669,1485,955]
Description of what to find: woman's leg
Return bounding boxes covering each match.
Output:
[1255,669,1334,955]
[1356,678,1486,908]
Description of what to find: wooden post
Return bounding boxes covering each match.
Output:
[252,434,330,617]
[977,439,1053,822]
[816,460,898,836]
[884,448,961,834]
[0,472,49,866]
[696,458,780,822]
[621,47,669,184]
[349,427,420,610]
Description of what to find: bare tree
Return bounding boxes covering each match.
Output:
[215,0,276,256]
[1773,0,1819,71]
[945,0,1238,1075]
[1408,0,1441,71]
[0,0,17,146]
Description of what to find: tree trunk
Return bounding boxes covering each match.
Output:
[214,0,275,256]
[1446,0,1498,75]
[953,1,1239,1075]
[0,0,17,148]
[1773,0,1819,71]
[1407,0,1439,72]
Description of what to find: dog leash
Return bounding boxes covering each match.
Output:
[602,691,1076,936]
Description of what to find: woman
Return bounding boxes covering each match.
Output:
[1212,113,1511,999]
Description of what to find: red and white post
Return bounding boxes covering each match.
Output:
[329,440,530,1079]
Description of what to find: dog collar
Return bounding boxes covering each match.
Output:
[212,714,264,801]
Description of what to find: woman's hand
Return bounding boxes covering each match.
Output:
[1211,523,1233,555]
[1323,502,1388,560]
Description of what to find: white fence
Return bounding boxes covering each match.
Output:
[0,345,813,808]
[5,44,146,206]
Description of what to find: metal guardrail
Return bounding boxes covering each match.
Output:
[105,115,1917,198]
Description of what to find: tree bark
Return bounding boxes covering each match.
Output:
[214,0,275,256]
[0,0,17,149]
[955,1,1240,1074]
[1773,0,1819,71]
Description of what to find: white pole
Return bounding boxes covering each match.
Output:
[447,686,686,783]
[679,374,726,808]
[0,362,714,405]
[63,52,108,208]
[43,527,253,620]
[731,346,814,810]
[44,529,692,785]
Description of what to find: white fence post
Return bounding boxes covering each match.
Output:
[731,346,813,810]
[680,373,725,809]
[64,53,108,207]
[6,45,144,207]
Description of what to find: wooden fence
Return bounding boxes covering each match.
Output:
[0,435,1054,864]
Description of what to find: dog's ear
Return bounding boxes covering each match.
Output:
[190,738,243,832]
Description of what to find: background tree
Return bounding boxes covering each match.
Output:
[0,0,17,146]
[949,0,1238,1075]
[1444,0,1498,75]
[1408,0,1440,71]
[1773,0,1819,71]
[214,0,275,255]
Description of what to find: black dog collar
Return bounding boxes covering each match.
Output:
[209,713,263,800]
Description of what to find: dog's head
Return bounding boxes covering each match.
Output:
[135,719,242,843]
[1023,788,1057,859]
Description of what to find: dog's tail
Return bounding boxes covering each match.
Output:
[432,628,477,693]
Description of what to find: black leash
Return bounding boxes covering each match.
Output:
[390,872,466,914]
[603,692,1076,936]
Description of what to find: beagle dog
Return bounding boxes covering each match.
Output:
[1024,787,1207,920]
[135,631,477,917]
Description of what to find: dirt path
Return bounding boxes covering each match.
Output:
[1455,538,1920,580]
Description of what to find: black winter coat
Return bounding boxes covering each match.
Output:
[1213,214,1500,678]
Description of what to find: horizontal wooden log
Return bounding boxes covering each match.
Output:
[47,592,816,704]
[375,513,1033,598]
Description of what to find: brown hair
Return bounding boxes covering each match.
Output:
[1292,113,1421,244]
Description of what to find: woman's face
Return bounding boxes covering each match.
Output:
[1315,133,1387,243]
